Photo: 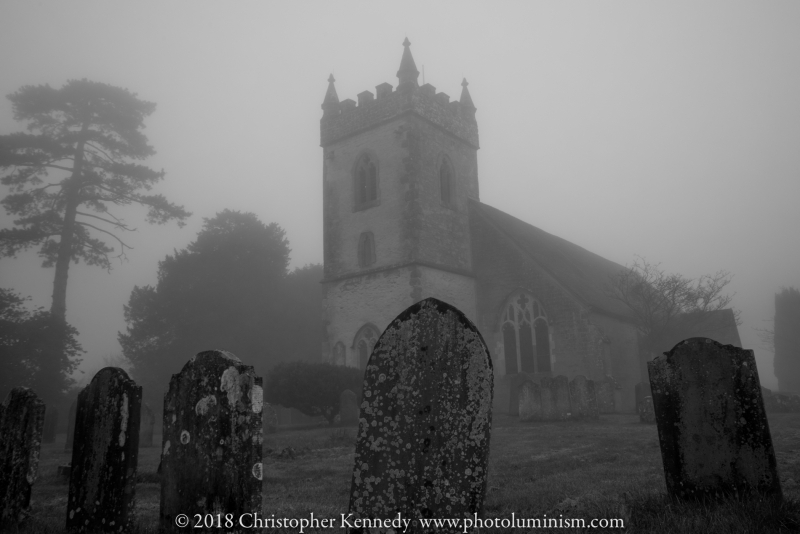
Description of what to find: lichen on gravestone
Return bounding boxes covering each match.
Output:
[66,367,142,533]
[0,388,45,527]
[160,350,263,533]
[347,298,493,533]
[648,337,782,501]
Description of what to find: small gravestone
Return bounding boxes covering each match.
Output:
[552,375,571,419]
[649,338,782,501]
[348,298,493,530]
[65,399,77,450]
[139,403,155,448]
[0,388,45,526]
[67,368,142,533]
[595,376,617,414]
[569,375,598,419]
[263,404,278,434]
[638,396,655,423]
[539,376,555,420]
[160,350,263,532]
[42,406,58,444]
[340,390,359,425]
[518,381,542,421]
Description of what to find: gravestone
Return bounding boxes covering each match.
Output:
[43,406,58,444]
[539,376,555,420]
[348,298,493,530]
[67,368,142,532]
[518,381,542,421]
[551,375,571,419]
[340,389,359,426]
[638,396,655,423]
[0,388,45,526]
[504,372,533,416]
[595,376,617,414]
[635,381,652,409]
[569,375,598,419]
[65,399,77,450]
[139,403,155,448]
[160,350,263,532]
[649,338,782,500]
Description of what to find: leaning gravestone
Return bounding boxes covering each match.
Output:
[649,338,782,500]
[569,375,598,419]
[340,389,359,426]
[551,375,571,419]
[348,298,493,531]
[67,368,142,533]
[139,403,155,448]
[160,350,263,532]
[518,381,542,421]
[65,399,77,450]
[0,388,45,527]
[43,406,58,444]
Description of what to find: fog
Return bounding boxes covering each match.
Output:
[1,2,798,389]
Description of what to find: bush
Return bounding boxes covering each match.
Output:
[264,361,363,425]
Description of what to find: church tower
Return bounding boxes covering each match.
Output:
[320,39,481,368]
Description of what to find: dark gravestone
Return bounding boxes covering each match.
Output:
[649,338,782,501]
[638,396,655,423]
[539,376,555,420]
[160,350,263,532]
[551,375,571,419]
[595,376,617,414]
[43,406,58,444]
[340,390,359,426]
[569,375,598,419]
[67,368,142,533]
[518,381,542,422]
[0,388,45,527]
[65,399,77,450]
[348,298,493,531]
[139,403,155,448]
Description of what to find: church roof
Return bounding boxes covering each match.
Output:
[469,199,634,320]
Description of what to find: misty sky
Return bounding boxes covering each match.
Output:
[1,2,798,389]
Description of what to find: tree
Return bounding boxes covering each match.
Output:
[119,210,295,410]
[606,256,740,359]
[0,288,82,404]
[0,79,190,322]
[773,287,800,394]
[264,361,363,425]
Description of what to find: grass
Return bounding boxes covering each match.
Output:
[6,413,800,533]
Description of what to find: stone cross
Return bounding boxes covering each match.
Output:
[67,367,142,533]
[649,338,782,501]
[0,388,45,527]
[348,298,493,531]
[160,350,263,532]
[339,389,359,425]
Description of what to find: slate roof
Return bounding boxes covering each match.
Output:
[469,199,634,320]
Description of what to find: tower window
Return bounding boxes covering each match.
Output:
[440,158,454,206]
[354,154,378,210]
[358,232,376,267]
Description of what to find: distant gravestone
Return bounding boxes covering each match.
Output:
[67,368,142,533]
[139,403,155,448]
[160,350,263,532]
[505,373,532,416]
[539,376,555,420]
[518,381,542,421]
[595,376,617,414]
[0,388,45,527]
[340,390,358,426]
[65,399,77,450]
[649,338,782,501]
[552,375,571,419]
[348,298,493,529]
[43,406,58,444]
[638,396,655,423]
[569,375,598,419]
[635,381,652,409]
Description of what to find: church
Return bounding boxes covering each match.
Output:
[318,40,738,414]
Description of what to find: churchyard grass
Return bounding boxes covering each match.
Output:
[7,413,800,533]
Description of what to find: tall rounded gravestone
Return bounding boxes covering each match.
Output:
[348,298,493,532]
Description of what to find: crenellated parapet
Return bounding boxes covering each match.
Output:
[320,39,479,149]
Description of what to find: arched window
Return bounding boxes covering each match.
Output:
[333,342,346,366]
[499,292,552,375]
[358,232,376,267]
[440,157,453,205]
[353,323,380,371]
[354,154,378,209]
